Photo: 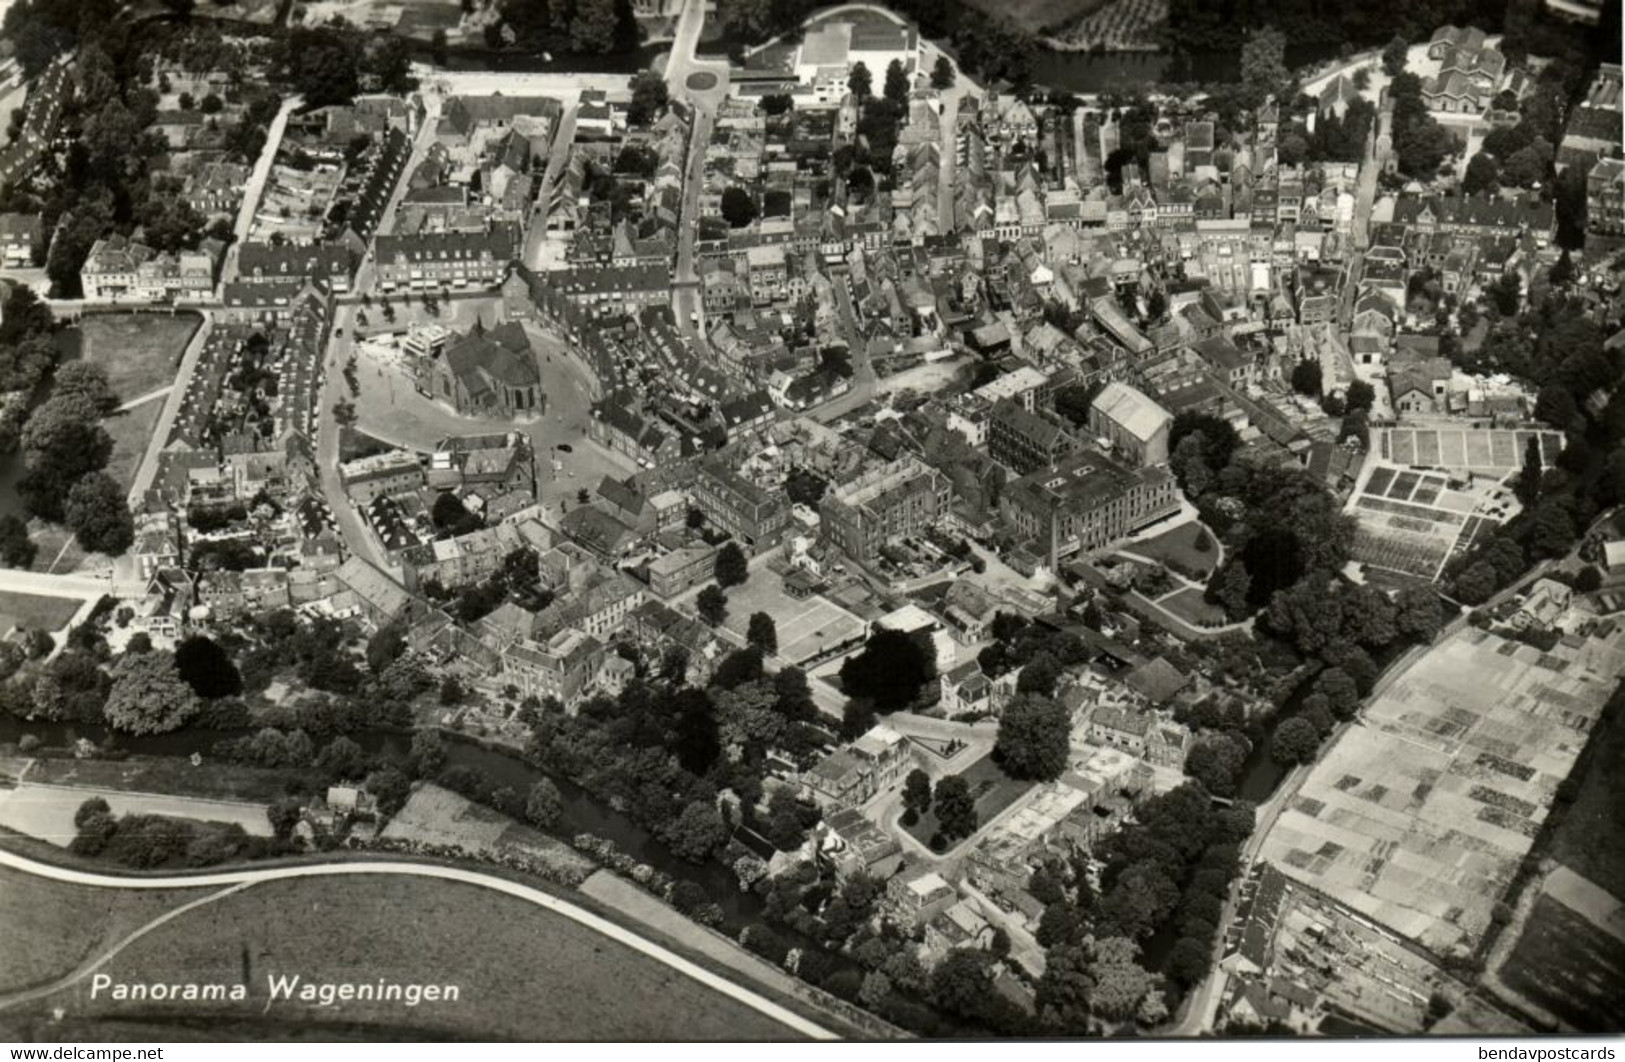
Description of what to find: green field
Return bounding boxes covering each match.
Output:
[102,398,164,491]
[1499,895,1625,1032]
[1130,520,1220,578]
[66,313,200,403]
[28,874,805,1040]
[0,863,209,996]
[1549,688,1625,889]
[0,590,81,633]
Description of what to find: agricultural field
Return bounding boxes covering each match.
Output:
[962,0,1114,35]
[1041,0,1168,48]
[25,874,803,1040]
[1498,894,1625,1032]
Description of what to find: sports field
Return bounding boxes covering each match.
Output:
[720,569,867,666]
[1259,622,1625,958]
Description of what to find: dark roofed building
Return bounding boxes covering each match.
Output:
[417,320,542,418]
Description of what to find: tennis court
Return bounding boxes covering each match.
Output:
[720,569,868,666]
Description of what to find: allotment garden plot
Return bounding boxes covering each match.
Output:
[1258,622,1625,959]
[1348,430,1563,582]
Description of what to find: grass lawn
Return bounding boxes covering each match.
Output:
[24,755,326,804]
[35,874,805,1040]
[25,521,86,576]
[1159,587,1230,628]
[102,398,165,491]
[901,753,1032,852]
[1549,693,1625,891]
[1130,521,1220,579]
[0,863,208,995]
[65,313,200,403]
[0,590,82,633]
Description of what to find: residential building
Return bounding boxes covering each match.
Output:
[989,399,1075,475]
[374,225,520,291]
[802,724,916,809]
[692,457,791,554]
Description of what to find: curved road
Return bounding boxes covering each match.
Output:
[0,848,839,1040]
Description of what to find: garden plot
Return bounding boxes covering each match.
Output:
[1258,623,1625,958]
[1376,428,1564,475]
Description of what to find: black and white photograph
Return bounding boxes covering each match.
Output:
[0,0,1620,1043]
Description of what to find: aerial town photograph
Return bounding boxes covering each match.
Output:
[0,0,1619,1044]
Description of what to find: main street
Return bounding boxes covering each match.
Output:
[0,846,840,1039]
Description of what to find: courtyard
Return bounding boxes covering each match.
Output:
[898,751,1033,853]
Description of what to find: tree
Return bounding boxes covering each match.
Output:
[715,541,749,588]
[628,70,669,127]
[848,61,872,101]
[902,768,933,817]
[839,628,935,713]
[1315,667,1360,718]
[430,27,449,65]
[1037,901,1084,947]
[696,584,728,626]
[316,736,368,782]
[665,799,727,862]
[0,514,36,569]
[995,694,1072,780]
[103,652,199,735]
[1290,358,1322,397]
[720,186,757,229]
[746,611,778,655]
[1184,731,1247,797]
[934,774,978,839]
[408,730,446,778]
[1549,249,1575,288]
[1382,35,1409,77]
[1271,716,1321,765]
[525,778,563,828]
[174,635,242,698]
[1016,652,1060,697]
[883,59,909,106]
[1088,937,1156,1023]
[1239,26,1288,109]
[1463,152,1500,196]
[568,0,621,53]
[52,362,120,415]
[1216,562,1252,617]
[1515,435,1543,509]
[931,56,955,90]
[1036,943,1094,1034]
[63,473,134,556]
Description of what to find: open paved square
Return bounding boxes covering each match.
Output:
[719,568,868,666]
[1259,623,1625,957]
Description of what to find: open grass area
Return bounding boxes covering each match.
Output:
[102,398,165,492]
[1130,520,1218,578]
[0,863,208,995]
[66,313,200,404]
[901,753,1032,852]
[32,873,804,1040]
[1158,586,1229,628]
[1499,894,1625,1032]
[23,755,325,804]
[0,589,82,633]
